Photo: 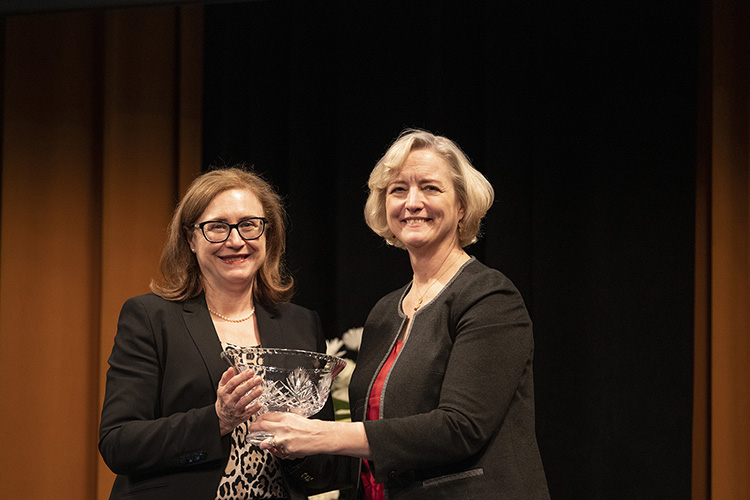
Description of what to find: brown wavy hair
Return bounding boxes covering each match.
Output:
[150,166,293,306]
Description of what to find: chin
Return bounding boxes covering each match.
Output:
[222,270,256,282]
[400,238,431,250]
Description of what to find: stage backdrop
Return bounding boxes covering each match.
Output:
[0,1,748,499]
[201,1,698,499]
[0,5,203,499]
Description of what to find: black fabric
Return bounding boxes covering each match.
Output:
[202,1,697,498]
[349,258,549,499]
[99,294,333,500]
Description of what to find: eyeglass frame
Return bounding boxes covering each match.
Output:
[193,217,268,243]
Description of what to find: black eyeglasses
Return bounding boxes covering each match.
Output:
[194,217,267,243]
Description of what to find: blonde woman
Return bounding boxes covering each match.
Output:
[254,130,550,499]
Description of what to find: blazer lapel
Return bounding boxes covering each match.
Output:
[182,294,226,388]
[255,303,286,348]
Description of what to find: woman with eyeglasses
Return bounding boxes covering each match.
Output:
[99,166,335,500]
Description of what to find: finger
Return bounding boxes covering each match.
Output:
[241,380,263,399]
[257,437,286,457]
[223,372,259,403]
[248,417,271,438]
[239,390,263,414]
[258,439,273,451]
[253,412,286,423]
[228,368,255,388]
[218,367,235,388]
[267,442,301,460]
[218,367,251,397]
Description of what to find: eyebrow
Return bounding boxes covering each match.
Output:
[388,178,446,188]
[202,215,264,222]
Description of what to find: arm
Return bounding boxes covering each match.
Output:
[98,296,260,475]
[255,414,372,459]
[255,277,532,480]
[363,275,536,480]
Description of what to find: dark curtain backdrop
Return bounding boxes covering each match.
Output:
[201,1,697,498]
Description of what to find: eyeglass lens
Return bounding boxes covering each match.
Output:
[202,219,264,242]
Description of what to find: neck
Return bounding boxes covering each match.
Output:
[405,244,468,315]
[409,243,466,284]
[203,282,255,316]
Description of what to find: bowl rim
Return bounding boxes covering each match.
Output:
[220,346,346,372]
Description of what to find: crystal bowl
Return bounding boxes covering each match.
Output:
[221,346,346,444]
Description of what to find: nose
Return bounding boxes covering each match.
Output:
[405,187,423,211]
[225,226,244,245]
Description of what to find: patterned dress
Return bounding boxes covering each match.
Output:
[216,343,287,500]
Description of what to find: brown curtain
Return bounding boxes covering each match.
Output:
[694,0,750,499]
[1,2,748,499]
[0,6,203,499]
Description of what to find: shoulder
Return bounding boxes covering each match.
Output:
[269,301,320,322]
[454,258,521,295]
[367,284,408,316]
[447,258,531,324]
[261,302,325,351]
[261,301,323,334]
[121,293,170,312]
[120,293,189,314]
[117,294,201,331]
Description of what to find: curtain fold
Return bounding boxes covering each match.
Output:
[0,6,202,499]
[708,0,750,497]
[1,1,749,499]
[695,0,750,499]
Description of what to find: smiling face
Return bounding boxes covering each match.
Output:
[385,149,465,254]
[188,188,267,294]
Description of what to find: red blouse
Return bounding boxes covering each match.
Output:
[361,340,403,500]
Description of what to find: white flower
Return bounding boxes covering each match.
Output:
[326,328,362,427]
[326,338,346,358]
[341,327,363,352]
[332,358,355,398]
[332,386,349,403]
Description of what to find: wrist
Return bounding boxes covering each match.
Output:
[327,421,369,458]
[215,401,232,436]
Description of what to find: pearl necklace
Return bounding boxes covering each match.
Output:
[208,306,256,323]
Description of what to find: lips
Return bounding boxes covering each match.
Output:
[219,254,249,263]
[403,217,430,225]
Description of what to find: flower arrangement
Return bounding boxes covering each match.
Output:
[307,327,363,500]
[327,327,362,422]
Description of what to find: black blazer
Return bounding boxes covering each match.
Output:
[349,258,549,499]
[99,293,333,500]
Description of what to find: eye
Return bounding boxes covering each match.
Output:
[205,222,228,231]
[239,219,259,229]
[424,185,442,193]
[388,186,406,194]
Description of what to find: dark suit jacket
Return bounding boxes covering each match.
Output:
[348,258,550,499]
[99,293,333,500]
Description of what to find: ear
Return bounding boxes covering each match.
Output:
[186,230,196,252]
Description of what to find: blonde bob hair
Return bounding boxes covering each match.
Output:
[150,166,293,306]
[364,129,495,249]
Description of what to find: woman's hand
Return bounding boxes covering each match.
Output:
[215,367,263,436]
[253,413,323,459]
[252,413,371,460]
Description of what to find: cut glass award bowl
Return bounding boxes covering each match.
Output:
[221,346,347,445]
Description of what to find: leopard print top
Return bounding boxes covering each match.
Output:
[216,343,288,500]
